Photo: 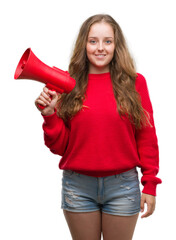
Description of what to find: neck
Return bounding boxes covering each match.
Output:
[88,65,110,74]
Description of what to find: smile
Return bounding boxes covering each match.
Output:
[95,54,106,59]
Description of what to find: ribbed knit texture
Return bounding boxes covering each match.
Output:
[42,72,162,196]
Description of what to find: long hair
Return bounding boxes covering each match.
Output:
[56,14,152,129]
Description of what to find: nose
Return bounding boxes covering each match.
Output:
[97,41,104,51]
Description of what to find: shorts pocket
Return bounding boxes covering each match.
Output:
[119,168,138,181]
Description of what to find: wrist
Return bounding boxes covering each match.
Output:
[42,109,55,116]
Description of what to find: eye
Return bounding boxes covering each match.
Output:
[106,40,112,44]
[89,40,96,44]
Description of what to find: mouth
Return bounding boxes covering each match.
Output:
[95,54,106,59]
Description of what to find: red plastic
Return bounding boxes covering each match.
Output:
[14,48,76,109]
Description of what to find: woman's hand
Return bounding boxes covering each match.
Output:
[35,87,61,116]
[140,193,156,218]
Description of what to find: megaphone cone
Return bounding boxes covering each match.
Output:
[14,48,76,93]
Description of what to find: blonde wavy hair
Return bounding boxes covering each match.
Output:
[56,14,152,130]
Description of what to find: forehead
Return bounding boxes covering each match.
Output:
[88,22,114,37]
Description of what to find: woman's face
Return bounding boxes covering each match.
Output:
[86,21,115,74]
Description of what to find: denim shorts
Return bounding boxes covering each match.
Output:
[61,167,141,216]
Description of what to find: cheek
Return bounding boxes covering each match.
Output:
[107,46,115,60]
[109,45,115,55]
[86,44,96,55]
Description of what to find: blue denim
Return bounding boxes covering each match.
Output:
[61,167,141,216]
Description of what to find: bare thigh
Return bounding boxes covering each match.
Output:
[102,212,139,240]
[63,210,102,240]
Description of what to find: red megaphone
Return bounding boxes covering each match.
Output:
[14,48,76,109]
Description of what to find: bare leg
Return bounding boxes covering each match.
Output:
[102,212,139,240]
[63,210,102,240]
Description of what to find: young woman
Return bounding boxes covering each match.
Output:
[35,14,162,240]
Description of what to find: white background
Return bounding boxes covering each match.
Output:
[0,0,175,239]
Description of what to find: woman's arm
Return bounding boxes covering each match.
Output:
[135,73,162,196]
[42,111,70,156]
[35,87,70,156]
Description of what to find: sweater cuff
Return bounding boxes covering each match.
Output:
[142,181,158,196]
[41,111,59,125]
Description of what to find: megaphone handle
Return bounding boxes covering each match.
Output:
[38,104,46,110]
[37,90,53,110]
[37,83,64,110]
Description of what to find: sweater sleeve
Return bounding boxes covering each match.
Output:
[135,73,162,196]
[42,111,70,156]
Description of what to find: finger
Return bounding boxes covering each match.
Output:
[41,92,52,102]
[39,95,51,105]
[43,87,49,94]
[35,99,48,107]
[141,203,153,218]
[140,198,145,213]
[48,89,57,96]
[48,90,58,100]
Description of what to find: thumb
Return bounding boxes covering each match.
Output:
[48,90,58,99]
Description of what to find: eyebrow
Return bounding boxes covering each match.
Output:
[88,37,114,39]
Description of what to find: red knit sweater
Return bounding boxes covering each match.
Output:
[42,72,162,196]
